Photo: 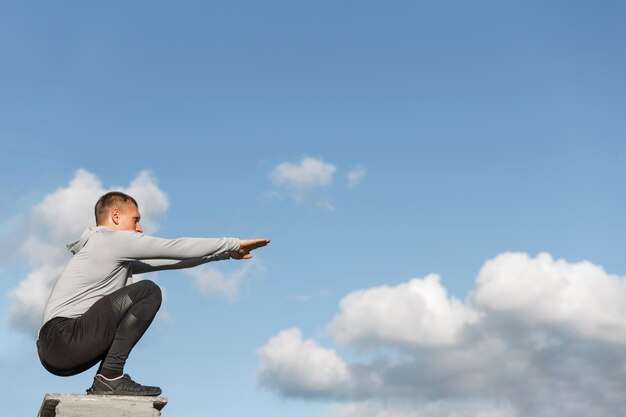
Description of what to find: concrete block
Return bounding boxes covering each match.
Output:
[38,393,168,417]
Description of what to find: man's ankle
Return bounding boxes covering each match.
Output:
[98,369,123,380]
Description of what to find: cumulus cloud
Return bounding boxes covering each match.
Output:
[257,328,352,398]
[257,252,626,417]
[6,169,169,334]
[474,252,626,345]
[347,166,366,188]
[188,261,260,302]
[122,171,169,233]
[331,274,480,349]
[270,157,337,210]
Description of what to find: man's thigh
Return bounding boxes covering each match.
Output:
[38,296,117,376]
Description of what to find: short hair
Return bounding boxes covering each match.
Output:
[94,191,138,225]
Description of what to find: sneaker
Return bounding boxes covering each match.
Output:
[86,374,162,396]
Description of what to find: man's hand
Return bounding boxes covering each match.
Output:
[230,238,270,260]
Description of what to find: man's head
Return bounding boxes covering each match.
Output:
[94,191,143,233]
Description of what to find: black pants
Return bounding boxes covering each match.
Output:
[37,280,162,377]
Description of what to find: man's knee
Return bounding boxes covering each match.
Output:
[132,280,162,306]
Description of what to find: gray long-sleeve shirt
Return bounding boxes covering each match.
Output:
[41,226,240,327]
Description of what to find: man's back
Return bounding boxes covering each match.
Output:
[42,226,133,325]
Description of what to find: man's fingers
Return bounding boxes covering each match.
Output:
[240,238,270,251]
[246,238,270,248]
[231,239,269,260]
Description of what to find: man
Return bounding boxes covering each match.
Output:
[37,191,269,396]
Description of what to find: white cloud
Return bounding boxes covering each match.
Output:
[122,171,169,233]
[331,274,480,349]
[347,166,366,188]
[257,328,352,397]
[7,263,66,334]
[188,261,258,302]
[6,169,169,334]
[257,252,626,417]
[474,252,626,345]
[268,157,367,210]
[270,157,337,210]
[271,157,336,190]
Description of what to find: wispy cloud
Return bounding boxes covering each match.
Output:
[258,252,626,416]
[6,169,169,335]
[188,259,262,302]
[287,294,313,303]
[346,166,366,188]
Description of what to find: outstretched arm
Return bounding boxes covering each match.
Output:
[132,238,270,273]
[132,253,230,274]
[229,238,271,260]
[106,232,240,261]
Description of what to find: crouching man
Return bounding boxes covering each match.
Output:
[37,191,269,396]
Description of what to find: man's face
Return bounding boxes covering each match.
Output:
[117,203,143,233]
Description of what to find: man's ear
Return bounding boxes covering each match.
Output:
[111,208,120,226]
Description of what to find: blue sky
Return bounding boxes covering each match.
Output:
[1,1,626,416]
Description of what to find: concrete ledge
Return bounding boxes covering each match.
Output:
[38,393,168,417]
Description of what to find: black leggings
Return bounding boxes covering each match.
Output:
[37,280,162,377]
